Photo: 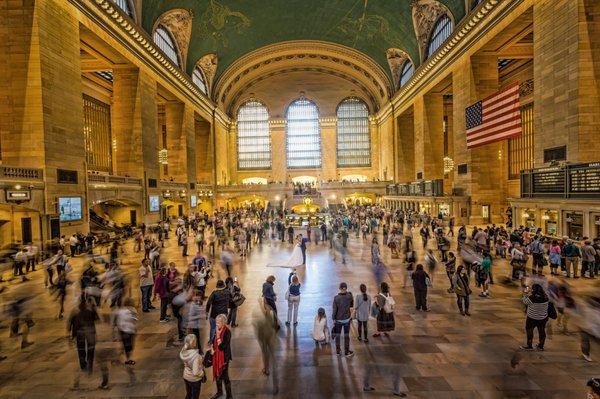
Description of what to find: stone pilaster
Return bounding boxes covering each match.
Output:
[413,94,444,181]
[396,109,415,183]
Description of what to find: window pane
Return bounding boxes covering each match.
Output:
[286,99,321,169]
[83,94,112,173]
[508,103,534,179]
[153,26,180,67]
[113,0,134,18]
[398,60,414,88]
[237,101,271,169]
[426,15,453,59]
[192,68,207,94]
[336,98,370,167]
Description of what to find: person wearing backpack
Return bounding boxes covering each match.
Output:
[452,265,472,316]
[180,334,204,399]
[411,264,430,312]
[373,282,396,337]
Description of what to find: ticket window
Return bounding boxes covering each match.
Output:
[522,209,536,229]
[482,205,490,224]
[566,212,584,240]
[541,210,558,237]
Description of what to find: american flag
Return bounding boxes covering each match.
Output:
[465,83,522,149]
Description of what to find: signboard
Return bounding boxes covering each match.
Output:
[190,195,197,208]
[59,197,82,222]
[6,190,30,201]
[569,162,600,196]
[531,167,564,194]
[149,195,160,212]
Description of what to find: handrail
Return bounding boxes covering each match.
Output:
[0,166,43,180]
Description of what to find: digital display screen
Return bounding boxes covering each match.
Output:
[149,195,160,212]
[59,197,82,222]
[191,195,197,208]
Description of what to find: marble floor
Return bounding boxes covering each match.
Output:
[0,230,598,399]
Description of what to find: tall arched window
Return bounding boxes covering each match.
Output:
[153,25,180,67]
[237,101,271,169]
[398,60,414,88]
[336,98,370,167]
[286,99,321,169]
[426,14,453,59]
[471,0,484,10]
[192,68,208,94]
[113,0,134,18]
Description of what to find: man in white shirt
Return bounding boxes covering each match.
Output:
[14,248,28,277]
[25,243,38,273]
[69,234,79,256]
[139,259,154,312]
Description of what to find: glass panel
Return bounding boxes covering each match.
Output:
[153,26,180,67]
[336,98,371,167]
[286,99,321,169]
[83,94,112,173]
[398,60,414,88]
[237,101,271,169]
[508,103,534,179]
[192,68,207,94]
[113,0,134,18]
[426,15,453,59]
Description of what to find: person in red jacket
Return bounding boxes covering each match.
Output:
[153,268,170,322]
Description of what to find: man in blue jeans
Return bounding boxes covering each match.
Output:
[138,259,154,312]
[332,282,354,357]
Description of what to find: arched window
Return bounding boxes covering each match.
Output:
[153,25,180,67]
[426,14,453,59]
[336,98,370,167]
[192,68,208,94]
[398,60,414,88]
[471,0,484,10]
[237,100,271,169]
[113,0,134,18]
[286,99,321,169]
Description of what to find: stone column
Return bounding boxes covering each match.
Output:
[452,54,507,224]
[195,117,212,184]
[320,118,337,181]
[270,120,286,183]
[413,94,444,181]
[112,68,159,181]
[396,109,415,182]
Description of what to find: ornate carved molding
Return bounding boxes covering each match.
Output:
[154,8,193,68]
[411,0,453,62]
[386,48,412,89]
[519,78,534,99]
[196,53,218,95]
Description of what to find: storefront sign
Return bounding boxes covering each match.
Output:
[6,190,30,201]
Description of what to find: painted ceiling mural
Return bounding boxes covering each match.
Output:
[142,0,466,80]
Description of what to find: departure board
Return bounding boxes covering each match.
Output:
[569,162,600,195]
[531,167,564,194]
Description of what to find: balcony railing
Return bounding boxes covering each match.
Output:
[87,173,142,186]
[0,166,43,181]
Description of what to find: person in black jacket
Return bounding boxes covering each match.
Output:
[411,264,430,312]
[211,314,232,399]
[205,280,232,344]
[68,295,99,389]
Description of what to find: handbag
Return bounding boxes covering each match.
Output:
[232,292,246,307]
[202,350,213,368]
[370,301,379,318]
[548,302,558,320]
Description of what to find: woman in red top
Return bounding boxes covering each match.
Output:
[211,314,232,399]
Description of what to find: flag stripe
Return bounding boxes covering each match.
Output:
[465,82,522,149]
[467,111,520,137]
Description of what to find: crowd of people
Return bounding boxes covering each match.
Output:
[1,203,599,398]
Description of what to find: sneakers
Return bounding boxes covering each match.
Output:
[363,386,375,392]
[159,318,168,323]
[345,351,354,358]
[583,353,592,362]
[535,345,544,351]
[519,345,534,351]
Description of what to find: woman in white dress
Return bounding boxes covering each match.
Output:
[268,236,304,268]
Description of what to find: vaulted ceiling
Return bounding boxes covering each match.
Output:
[141,0,466,81]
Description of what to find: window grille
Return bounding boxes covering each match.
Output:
[426,15,453,59]
[286,99,321,169]
[336,98,370,167]
[237,101,271,169]
[83,94,112,173]
[192,68,207,94]
[508,103,534,179]
[153,26,180,67]
[398,60,414,88]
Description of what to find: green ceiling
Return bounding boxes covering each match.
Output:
[142,0,466,80]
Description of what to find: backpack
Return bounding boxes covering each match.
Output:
[381,294,395,313]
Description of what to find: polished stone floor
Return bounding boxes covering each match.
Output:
[0,229,598,399]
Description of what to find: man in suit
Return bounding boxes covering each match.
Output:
[298,234,308,265]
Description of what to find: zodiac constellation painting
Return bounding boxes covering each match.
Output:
[196,0,251,48]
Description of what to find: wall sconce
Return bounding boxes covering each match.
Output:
[522,212,530,218]
[443,156,454,174]
[541,214,550,220]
